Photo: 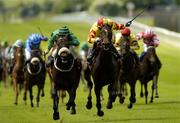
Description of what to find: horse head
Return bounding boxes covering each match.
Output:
[99,24,113,50]
[119,39,130,55]
[27,49,43,75]
[54,47,74,72]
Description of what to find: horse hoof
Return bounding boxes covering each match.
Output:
[31,103,34,107]
[86,101,92,109]
[70,109,76,114]
[119,97,125,104]
[41,93,45,97]
[53,112,60,120]
[23,97,26,101]
[14,102,18,105]
[155,95,159,98]
[97,110,104,117]
[150,100,153,103]
[106,101,113,109]
[140,93,144,98]
[66,105,71,110]
[128,103,133,109]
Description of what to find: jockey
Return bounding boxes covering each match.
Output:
[114,27,140,64]
[24,33,48,65]
[8,39,24,74]
[87,17,127,65]
[46,26,80,67]
[80,42,90,61]
[136,28,160,61]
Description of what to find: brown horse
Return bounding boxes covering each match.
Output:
[87,24,120,116]
[23,49,46,107]
[118,40,139,108]
[139,46,162,104]
[50,35,82,120]
[12,47,25,105]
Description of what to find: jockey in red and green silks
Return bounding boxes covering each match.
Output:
[46,26,80,67]
[87,17,125,65]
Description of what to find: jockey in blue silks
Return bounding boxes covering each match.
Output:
[24,33,48,65]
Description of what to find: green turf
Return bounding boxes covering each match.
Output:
[0,20,180,123]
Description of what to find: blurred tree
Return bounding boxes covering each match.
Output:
[43,0,54,12]
[0,0,7,22]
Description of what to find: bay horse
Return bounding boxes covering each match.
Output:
[139,46,162,104]
[87,24,120,116]
[12,46,25,105]
[51,35,82,120]
[118,40,139,108]
[23,49,46,107]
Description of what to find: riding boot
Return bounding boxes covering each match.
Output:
[8,62,14,74]
[46,55,54,68]
[87,42,98,65]
[110,44,121,60]
[139,52,146,62]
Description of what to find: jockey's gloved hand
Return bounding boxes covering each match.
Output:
[42,36,48,41]
[125,21,132,27]
[95,37,101,44]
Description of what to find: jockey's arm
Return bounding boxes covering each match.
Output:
[67,32,80,46]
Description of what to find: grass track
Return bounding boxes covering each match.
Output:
[0,20,180,123]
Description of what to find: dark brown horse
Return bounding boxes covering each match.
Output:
[51,35,82,120]
[23,49,46,107]
[118,40,139,108]
[139,46,162,104]
[12,47,25,105]
[87,24,120,116]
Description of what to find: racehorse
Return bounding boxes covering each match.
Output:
[139,46,162,104]
[118,40,139,108]
[50,35,82,120]
[12,46,25,105]
[23,49,46,107]
[87,24,120,116]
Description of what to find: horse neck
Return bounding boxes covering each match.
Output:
[15,50,24,66]
[97,49,113,64]
[121,52,135,71]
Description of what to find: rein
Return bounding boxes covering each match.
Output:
[27,63,42,75]
[54,57,74,72]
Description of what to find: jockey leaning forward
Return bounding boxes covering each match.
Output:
[87,17,130,65]
[46,26,80,67]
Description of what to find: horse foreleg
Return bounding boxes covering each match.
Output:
[23,82,28,105]
[29,87,34,107]
[36,87,41,107]
[144,83,148,104]
[67,89,76,115]
[140,82,144,97]
[107,84,116,109]
[52,88,59,120]
[128,82,136,109]
[13,79,18,105]
[119,82,125,104]
[41,88,45,97]
[85,73,93,109]
[153,74,159,98]
[95,85,104,116]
